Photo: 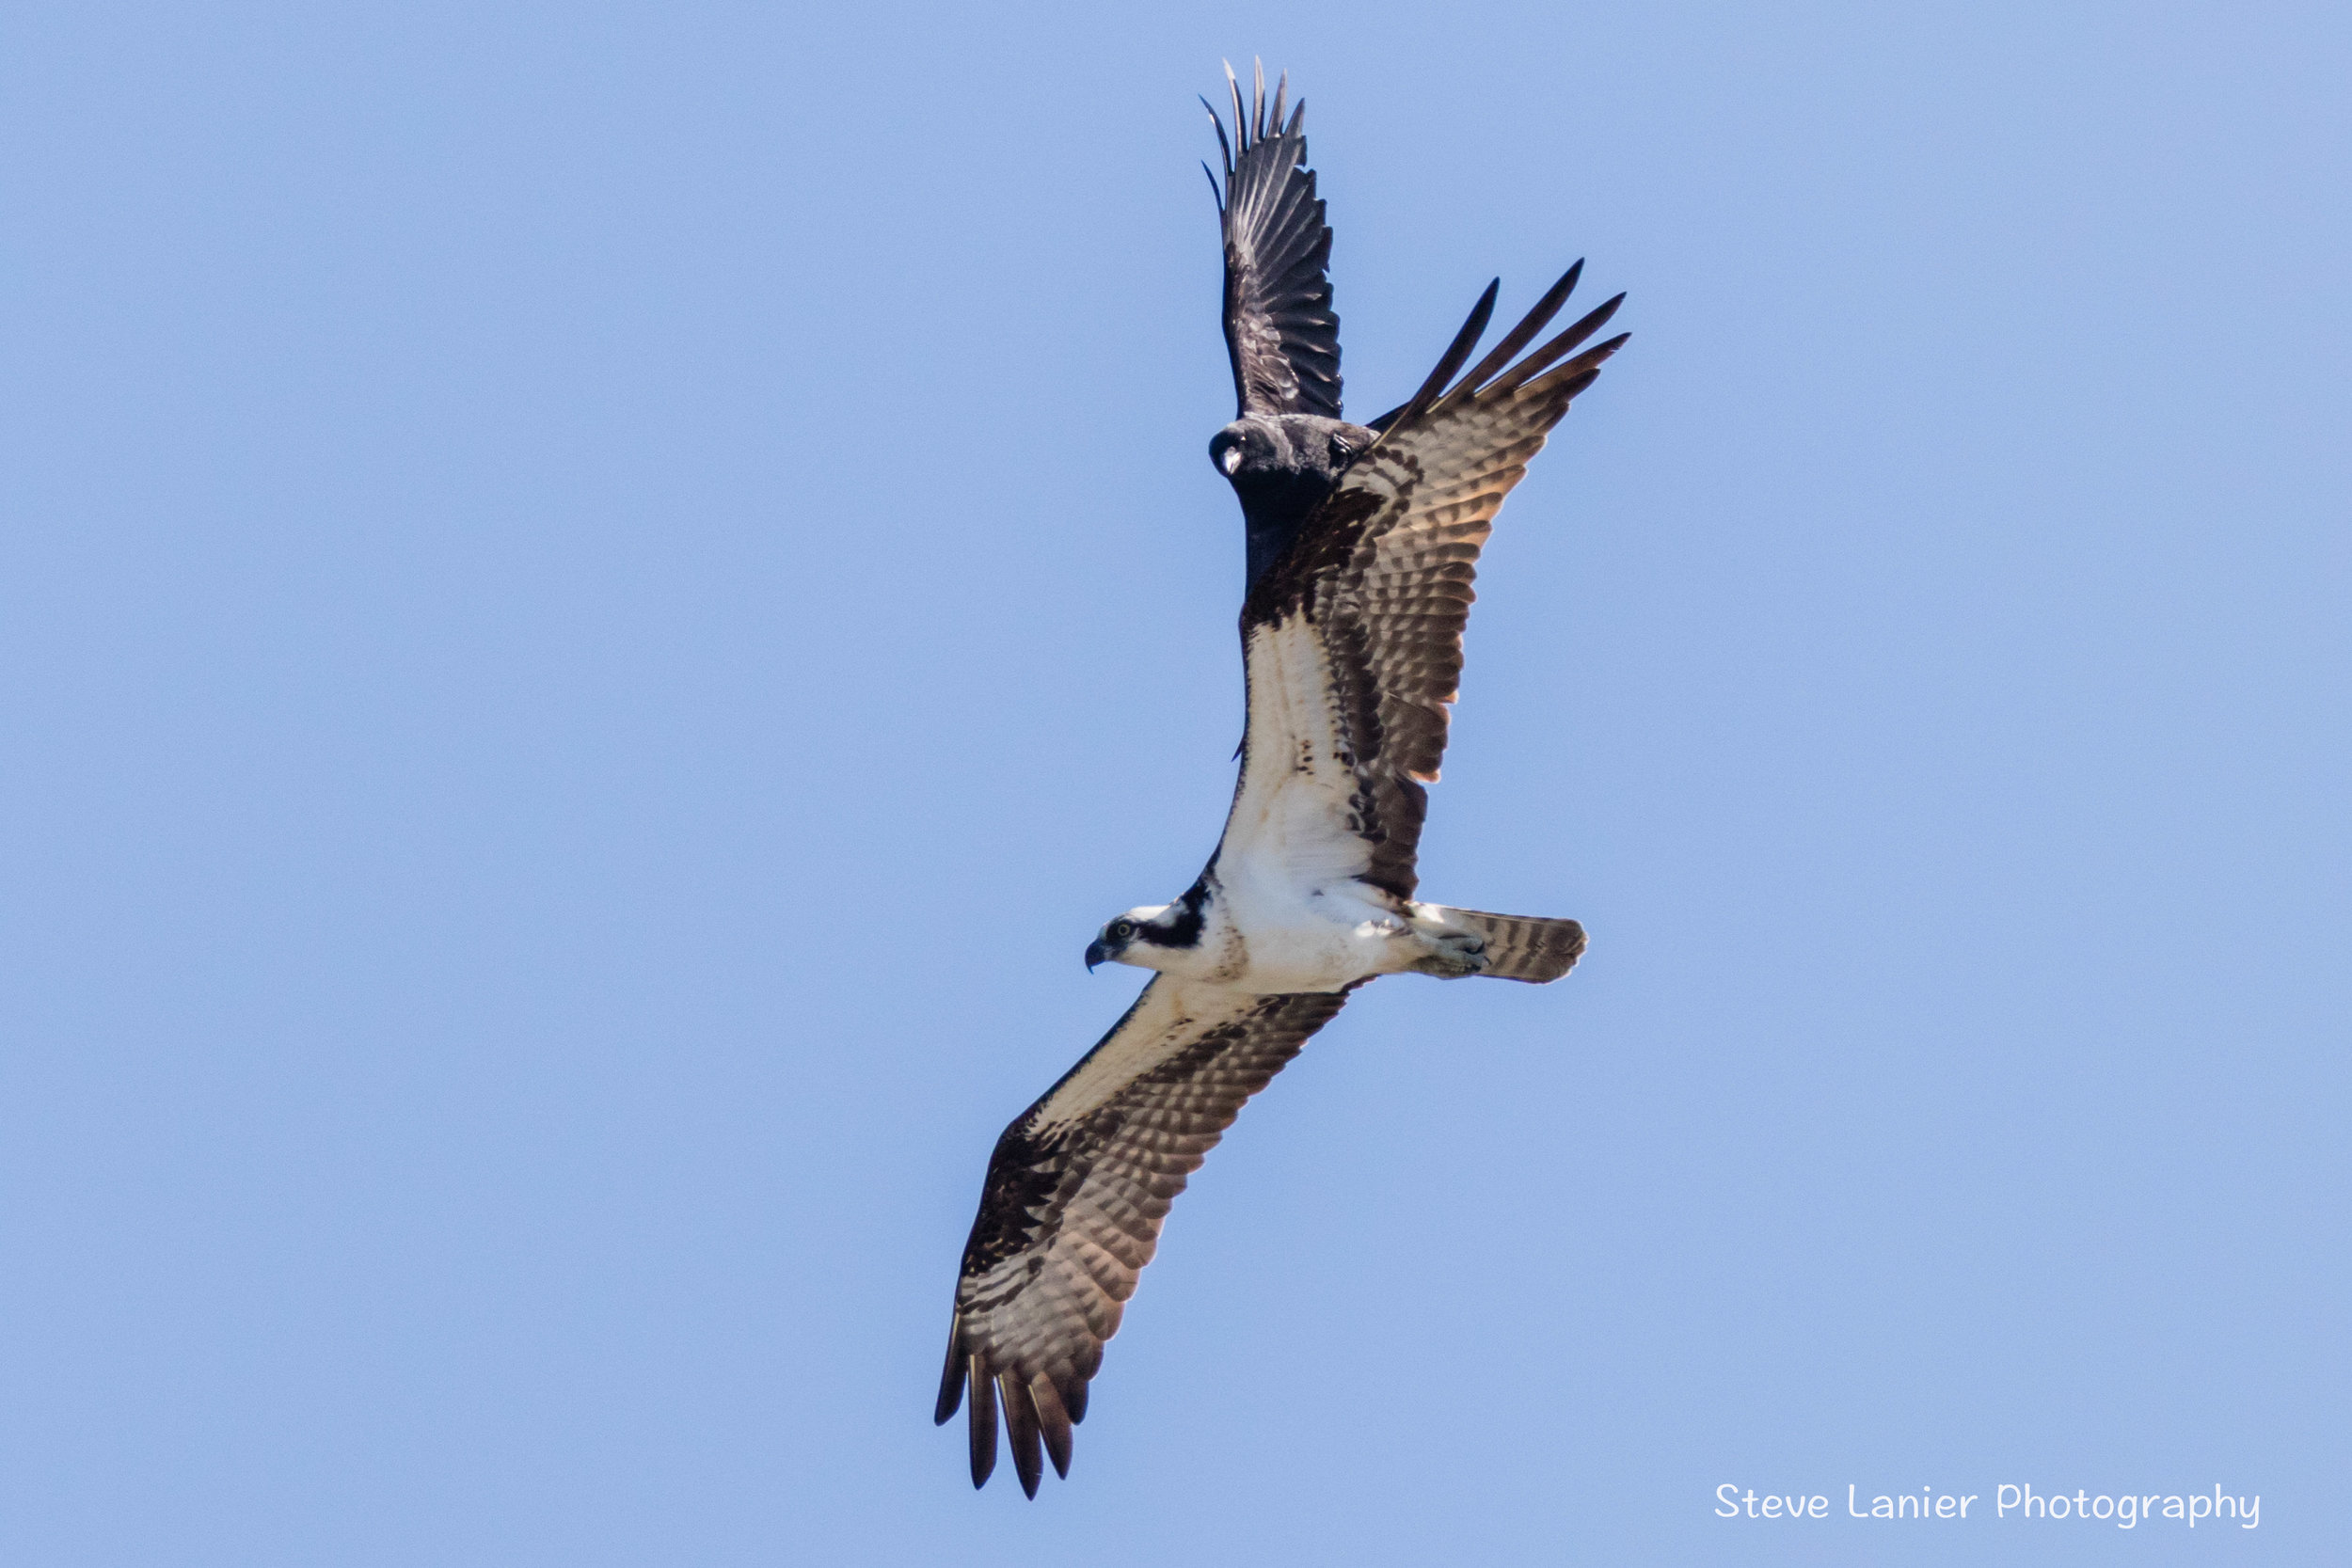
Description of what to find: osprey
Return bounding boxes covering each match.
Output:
[935,66,1628,1497]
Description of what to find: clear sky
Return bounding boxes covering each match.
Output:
[5,2,2345,1563]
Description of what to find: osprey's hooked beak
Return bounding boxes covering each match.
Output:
[1084,940,1110,972]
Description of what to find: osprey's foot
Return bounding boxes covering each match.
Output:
[1407,929,1490,979]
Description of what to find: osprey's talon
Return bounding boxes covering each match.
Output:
[1411,929,1491,978]
[939,63,1623,1493]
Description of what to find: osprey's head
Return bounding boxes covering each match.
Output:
[1085,906,1172,972]
[1085,892,1208,972]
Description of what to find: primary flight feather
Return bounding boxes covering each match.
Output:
[936,65,1628,1497]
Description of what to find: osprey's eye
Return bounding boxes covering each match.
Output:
[1108,919,1137,942]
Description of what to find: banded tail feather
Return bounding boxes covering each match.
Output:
[934,66,1626,1495]
[1430,908,1588,984]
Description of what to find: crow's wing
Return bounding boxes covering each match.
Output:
[1207,62,1343,419]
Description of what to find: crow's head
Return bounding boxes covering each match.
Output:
[1213,414,1370,481]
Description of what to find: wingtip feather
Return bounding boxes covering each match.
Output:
[1489,295,1629,398]
[933,1315,967,1426]
[1383,277,1499,436]
[967,1355,997,1488]
[1200,96,1233,179]
[1001,1373,1044,1498]
[1439,261,1585,410]
[1030,1376,1074,1479]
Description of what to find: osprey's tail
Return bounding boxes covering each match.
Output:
[1433,908,1587,984]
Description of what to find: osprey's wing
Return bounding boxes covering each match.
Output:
[1207,63,1342,419]
[1224,267,1629,901]
[934,977,1352,1497]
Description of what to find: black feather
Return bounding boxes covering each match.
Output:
[1032,1378,1074,1479]
[1377,278,1499,436]
[1521,333,1629,398]
[1001,1373,1043,1498]
[1200,97,1232,180]
[1211,64,1343,420]
[1490,296,1627,397]
[1441,261,1582,409]
[932,1313,965,1425]
[966,1355,997,1489]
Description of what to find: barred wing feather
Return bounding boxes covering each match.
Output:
[934,978,1354,1496]
[1228,271,1629,900]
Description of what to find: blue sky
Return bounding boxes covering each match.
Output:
[4,2,2345,1563]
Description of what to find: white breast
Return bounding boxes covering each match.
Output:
[1192,615,1417,992]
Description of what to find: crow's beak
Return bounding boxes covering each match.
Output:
[1084,941,1110,972]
